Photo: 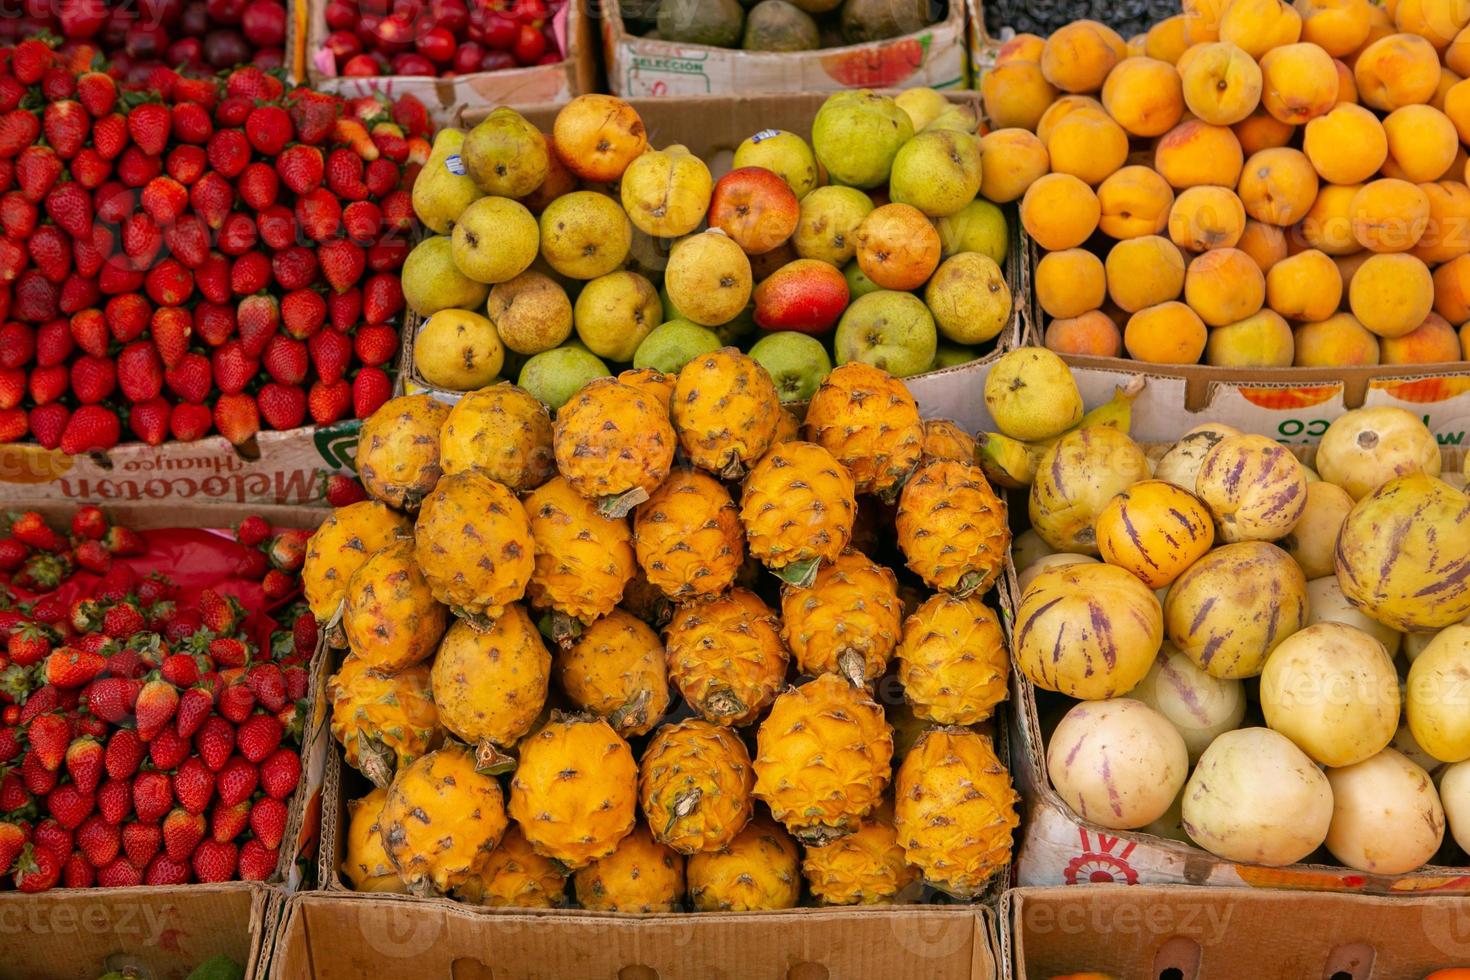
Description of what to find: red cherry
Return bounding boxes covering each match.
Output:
[414,26,455,63]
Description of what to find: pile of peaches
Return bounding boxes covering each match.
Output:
[979,0,1470,369]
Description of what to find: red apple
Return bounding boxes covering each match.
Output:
[242,0,286,47]
[325,30,362,61]
[511,22,544,63]
[708,167,801,256]
[324,0,356,29]
[342,53,382,76]
[753,259,850,335]
[415,26,454,63]
[452,40,482,73]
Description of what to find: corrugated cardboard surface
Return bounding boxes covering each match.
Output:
[1005,885,1470,980]
[602,0,969,98]
[964,0,1002,74]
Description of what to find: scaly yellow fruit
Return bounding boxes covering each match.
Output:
[574,824,685,912]
[896,459,1010,597]
[1166,540,1307,678]
[414,472,533,625]
[341,787,407,893]
[430,608,550,770]
[772,406,803,444]
[781,550,902,687]
[804,362,924,497]
[303,502,411,644]
[453,824,567,908]
[342,539,447,674]
[356,394,451,511]
[439,383,555,492]
[639,718,754,855]
[672,348,782,479]
[1030,426,1150,555]
[920,418,977,463]
[802,811,918,905]
[328,655,442,787]
[633,469,744,600]
[740,441,856,587]
[557,610,670,737]
[666,589,789,726]
[616,367,674,412]
[686,816,800,911]
[754,674,894,844]
[1194,433,1307,542]
[897,594,1009,725]
[553,377,676,514]
[1095,479,1215,589]
[524,475,635,626]
[380,744,509,895]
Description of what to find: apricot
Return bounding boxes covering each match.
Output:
[1434,252,1470,321]
[1394,0,1470,49]
[1021,173,1102,251]
[1333,249,1374,290]
[1302,103,1387,184]
[1446,24,1470,74]
[1434,68,1462,110]
[1348,252,1435,336]
[1411,181,1470,264]
[1148,15,1194,62]
[1124,301,1209,362]
[1185,0,1230,42]
[1045,310,1124,356]
[1296,0,1374,56]
[1106,235,1189,311]
[1442,78,1470,142]
[1353,1,1397,57]
[1220,0,1303,57]
[1238,147,1321,225]
[1349,178,1431,252]
[979,129,1050,203]
[996,33,1046,65]
[1234,109,1297,153]
[1155,119,1246,188]
[982,61,1059,131]
[1333,58,1359,105]
[1381,105,1459,183]
[1127,34,1149,58]
[1238,219,1290,270]
[1259,42,1340,123]
[1041,20,1128,94]
[1169,186,1248,251]
[1185,247,1267,324]
[853,204,941,291]
[1036,249,1108,319]
[1294,312,1382,364]
[1381,312,1463,362]
[1460,322,1470,356]
[1102,57,1186,136]
[1300,183,1363,254]
[1206,309,1296,365]
[1180,42,1264,124]
[1355,33,1441,110]
[1036,97,1107,146]
[1265,248,1343,320]
[1046,111,1130,185]
[1097,166,1176,238]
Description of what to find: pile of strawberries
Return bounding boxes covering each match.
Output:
[0,508,145,592]
[0,38,432,456]
[323,0,565,78]
[0,506,315,891]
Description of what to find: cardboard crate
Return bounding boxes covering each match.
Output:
[600,0,969,98]
[1003,885,1470,980]
[301,0,597,123]
[964,0,1005,75]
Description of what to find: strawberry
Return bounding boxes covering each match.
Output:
[215,756,258,806]
[91,114,128,162]
[173,756,215,815]
[233,516,268,548]
[199,590,241,634]
[59,273,101,315]
[365,157,401,196]
[174,685,214,740]
[101,603,144,639]
[193,302,236,348]
[102,525,145,556]
[318,239,366,293]
[165,144,207,186]
[0,766,31,809]
[194,717,235,772]
[59,851,93,888]
[281,289,326,340]
[231,252,271,295]
[140,175,187,226]
[0,725,21,763]
[295,187,342,241]
[218,213,258,256]
[0,538,29,573]
[206,129,251,179]
[145,258,194,307]
[104,729,144,781]
[149,725,191,771]
[70,354,116,404]
[0,367,22,410]
[208,637,250,669]
[211,340,257,396]
[95,855,142,887]
[0,190,38,238]
[28,711,73,770]
[308,379,352,426]
[74,813,120,869]
[126,103,171,157]
[173,76,218,109]
[257,204,297,250]
[42,101,87,161]
[142,853,188,884]
[236,294,280,358]
[213,392,260,447]
[342,199,383,244]
[59,405,121,455]
[44,646,106,688]
[246,105,293,157]
[28,226,72,285]
[257,383,306,432]
[225,66,273,101]
[170,102,213,145]
[44,182,92,241]
[117,146,164,187]
[261,569,295,601]
[326,287,361,332]
[0,110,40,161]
[288,89,339,145]
[217,681,255,723]
[146,307,190,371]
[0,238,26,282]
[28,402,68,450]
[158,653,198,689]
[161,807,206,863]
[106,293,150,343]
[324,148,368,200]
[12,510,62,550]
[76,72,117,117]
[34,320,70,366]
[353,368,392,419]
[7,624,51,667]
[238,837,277,881]
[88,676,142,726]
[270,246,318,291]
[135,679,179,741]
[354,324,400,368]
[122,819,163,866]
[13,551,74,590]
[170,402,213,442]
[32,818,73,857]
[189,171,234,229]
[46,782,94,830]
[74,537,114,572]
[16,147,61,204]
[121,211,163,267]
[0,821,26,874]
[13,843,61,892]
[117,342,165,405]
[193,838,238,882]
[165,352,212,404]
[237,162,279,210]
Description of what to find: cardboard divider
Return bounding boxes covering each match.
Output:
[964,0,1004,74]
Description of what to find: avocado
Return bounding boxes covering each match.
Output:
[742,0,821,50]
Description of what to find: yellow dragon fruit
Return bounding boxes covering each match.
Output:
[508,714,639,868]
[439,383,555,492]
[328,655,442,787]
[671,348,783,478]
[430,608,550,772]
[554,377,676,516]
[665,589,789,726]
[557,609,670,737]
[356,394,452,511]
[772,406,802,444]
[379,743,509,895]
[753,674,894,844]
[633,469,745,600]
[897,594,1009,726]
[303,501,411,645]
[921,419,977,464]
[896,460,1010,597]
[453,824,567,908]
[894,727,1019,899]
[620,565,672,628]
[686,815,800,911]
[342,540,447,674]
[617,367,674,412]
[639,718,754,855]
[740,441,857,587]
[524,475,636,628]
[804,363,923,498]
[802,809,919,906]
[574,823,685,912]
[414,472,533,625]
[781,550,902,687]
[340,787,407,893]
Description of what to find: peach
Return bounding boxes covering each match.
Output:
[1296,0,1374,56]
[1353,1,1398,56]
[1036,249,1108,318]
[708,167,801,256]
[1349,252,1436,336]
[1300,183,1363,254]
[1102,57,1187,136]
[1461,321,1470,356]
[1185,247,1267,324]
[1333,249,1374,290]
[1234,109,1297,153]
[1435,68,1462,110]
[1447,24,1470,74]
[1302,103,1388,184]
[982,61,1059,131]
[1239,218,1291,270]
[1127,34,1149,58]
[1381,105,1459,182]
[1394,0,1470,49]
[1259,42,1340,123]
[1380,312,1463,362]
[1046,111,1130,185]
[1154,119,1245,188]
[1349,178,1431,252]
[1097,166,1176,238]
[1333,58,1359,105]
[1045,310,1124,356]
[1443,78,1470,141]
[1021,173,1102,251]
[1411,180,1470,264]
[853,204,941,291]
[1185,0,1230,41]
[1168,185,1248,251]
[979,129,1051,203]
[996,33,1046,65]
[1294,312,1383,364]
[1206,309,1296,365]
[1124,301,1209,362]
[1434,252,1470,321]
[1148,15,1194,62]
[1219,0,1304,57]
[1266,248,1344,320]
[1106,235,1189,311]
[1036,96,1107,145]
[1180,42,1264,124]
[1238,147,1321,225]
[1041,20,1128,93]
[1354,33,1441,110]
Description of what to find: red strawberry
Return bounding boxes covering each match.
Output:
[243,799,282,855]
[31,818,72,858]
[59,405,120,455]
[0,766,32,808]
[69,147,111,188]
[59,272,101,314]
[236,294,280,358]
[318,239,365,293]
[28,226,72,284]
[44,183,92,240]
[0,820,27,874]
[225,66,274,101]
[261,569,295,601]
[95,855,142,887]
[140,175,187,226]
[122,819,163,866]
[135,679,180,741]
[0,238,26,282]
[208,637,250,669]
[17,147,62,203]
[214,392,260,446]
[165,352,212,403]
[173,76,218,108]
[42,102,88,160]
[105,729,144,780]
[281,289,326,340]
[189,171,234,229]
[195,717,235,772]
[100,603,144,639]
[8,624,52,667]
[237,162,278,210]
[122,395,163,444]
[246,106,293,157]
[199,591,241,634]
[173,756,215,815]
[171,402,213,441]
[0,537,28,572]
[0,190,38,238]
[353,368,392,419]
[126,103,171,156]
[117,342,164,403]
[163,807,205,862]
[257,383,307,431]
[326,287,361,332]
[238,837,277,881]
[148,727,190,772]
[211,340,257,396]
[102,525,145,556]
[365,157,401,196]
[12,510,63,548]
[308,379,352,426]
[28,712,73,770]
[295,187,342,241]
[342,199,384,244]
[27,365,66,404]
[215,756,258,806]
[235,515,269,547]
[144,853,190,884]
[192,838,237,882]
[70,354,116,404]
[46,782,94,830]
[270,246,318,291]
[231,252,271,295]
[121,212,163,267]
[165,144,207,186]
[117,146,164,188]
[288,89,339,145]
[260,746,302,801]
[174,686,214,741]
[217,681,255,723]
[44,646,106,687]
[0,725,21,763]
[74,537,114,572]
[13,843,61,892]
[257,204,297,250]
[60,851,94,888]
[218,213,258,256]
[92,114,128,162]
[171,102,213,144]
[106,293,151,343]
[35,320,71,366]
[76,72,117,117]
[193,301,236,347]
[325,148,368,200]
[256,332,307,384]
[30,403,71,453]
[76,813,120,867]
[98,779,133,825]
[0,111,40,161]
[206,129,251,178]
[0,366,22,409]
[12,40,54,84]
[354,324,400,368]
[89,676,143,726]
[132,769,174,824]
[145,258,194,307]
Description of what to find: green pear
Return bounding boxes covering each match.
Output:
[519,346,610,410]
[402,236,490,316]
[574,271,663,362]
[634,319,721,373]
[889,130,983,218]
[452,196,539,284]
[811,90,913,189]
[412,129,482,235]
[834,290,936,378]
[462,107,550,198]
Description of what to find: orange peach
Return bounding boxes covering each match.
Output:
[1220,0,1303,57]
[1333,249,1374,290]
[982,61,1060,131]
[1300,183,1363,254]
[1185,247,1267,324]
[853,204,940,291]
[1354,33,1442,110]
[1444,78,1470,143]
[1380,312,1463,362]
[1382,105,1459,182]
[996,33,1046,65]
[1460,321,1470,356]
[1434,67,1462,110]
[1434,252,1470,321]
[1206,309,1296,365]
[1302,103,1388,184]
[1296,0,1374,56]
[1259,42,1340,123]
[1147,15,1194,62]
[1446,24,1470,74]
[1394,0,1470,49]
[1106,235,1188,312]
[1125,301,1209,362]
[1041,20,1128,93]
[1168,185,1248,251]
[1349,178,1431,251]
[1102,57,1187,136]
[1036,96,1106,145]
[1238,147,1321,225]
[1021,173,1102,250]
[1353,0,1398,57]
[1294,312,1382,364]
[1180,41,1264,124]
[1036,249,1108,318]
[1333,58,1359,105]
[979,129,1051,203]
[1154,119,1246,188]
[1238,219,1291,270]
[1185,0,1231,41]
[1411,180,1470,264]
[1097,166,1176,238]
[1348,251,1436,336]
[1046,111,1130,185]
[1127,35,1149,58]
[1234,109,1298,153]
[1045,310,1124,356]
[1265,248,1343,320]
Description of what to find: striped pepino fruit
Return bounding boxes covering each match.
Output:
[328,655,442,787]
[634,469,745,600]
[524,475,636,628]
[379,744,509,896]
[1194,433,1308,543]
[342,539,448,674]
[740,441,857,588]
[1165,541,1307,678]
[303,501,412,646]
[671,348,783,479]
[803,362,923,498]
[801,808,919,906]
[430,609,551,772]
[574,823,685,912]
[414,472,534,625]
[639,718,754,855]
[1029,426,1149,555]
[895,459,1010,597]
[439,383,555,492]
[453,824,568,909]
[1095,479,1216,590]
[553,378,676,516]
[356,394,452,512]
[896,594,1009,726]
[557,610,670,737]
[686,815,800,911]
[341,787,407,893]
[780,550,902,687]
[666,589,789,726]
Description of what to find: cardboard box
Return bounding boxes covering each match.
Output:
[964,0,1004,76]
[600,0,969,98]
[1003,884,1470,980]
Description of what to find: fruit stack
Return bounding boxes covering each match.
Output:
[0,43,430,455]
[307,355,1020,910]
[980,0,1470,368]
[627,0,946,53]
[996,346,1470,877]
[319,0,567,78]
[0,506,317,891]
[404,90,1013,408]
